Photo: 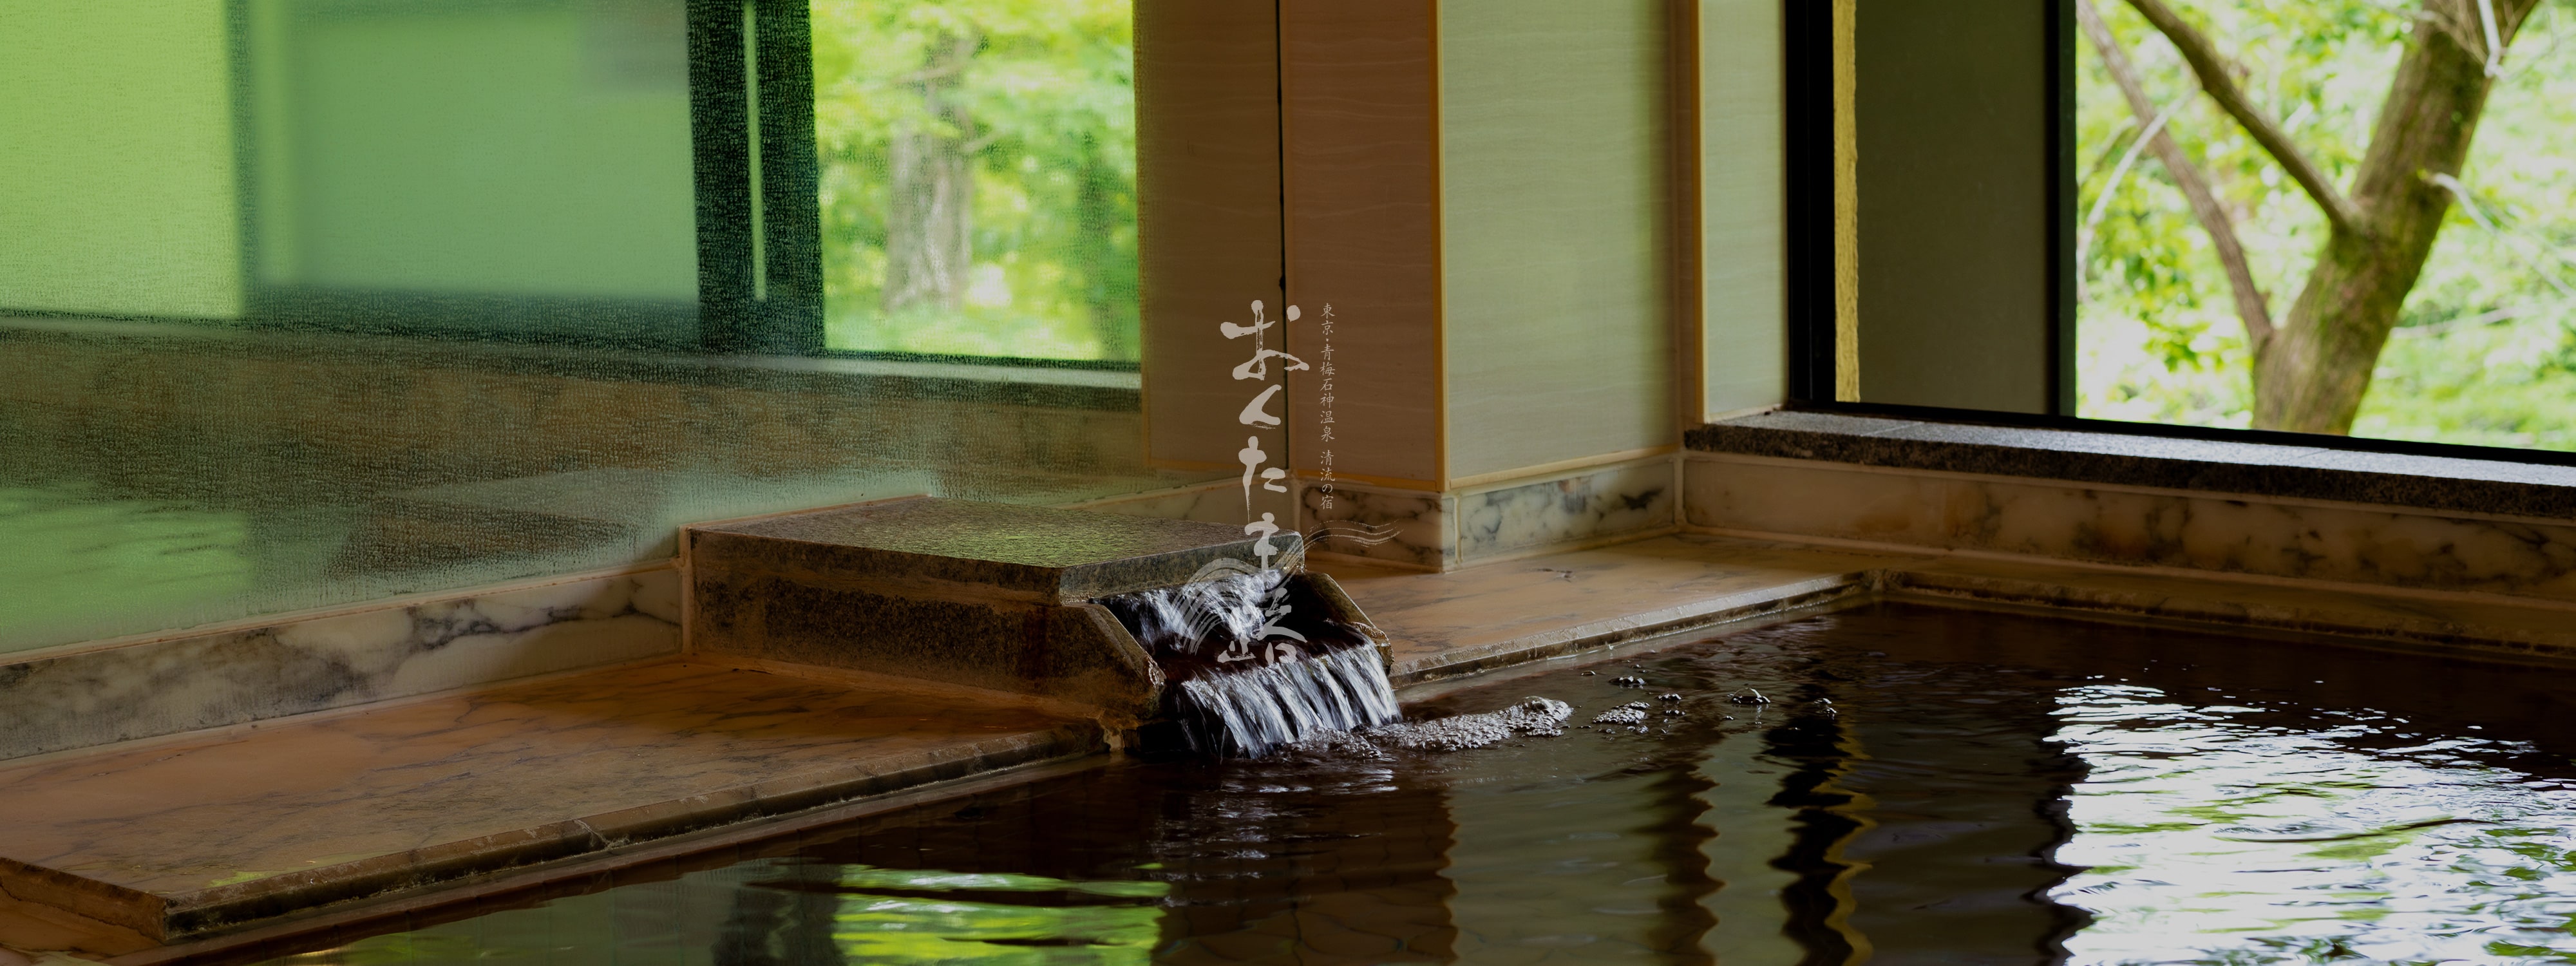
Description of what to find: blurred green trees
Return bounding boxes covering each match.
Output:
[811,0,1137,362]
[2078,0,2576,449]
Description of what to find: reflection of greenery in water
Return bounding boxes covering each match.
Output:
[252,860,1165,965]
[2049,684,2576,963]
[0,485,249,649]
[236,607,2576,964]
[812,0,1138,363]
[826,866,1166,963]
[2077,1,2576,449]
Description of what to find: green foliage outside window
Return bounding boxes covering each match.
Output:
[2078,0,2576,450]
[811,0,1139,363]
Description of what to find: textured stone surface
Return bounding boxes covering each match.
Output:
[1318,535,1911,682]
[1686,453,2576,603]
[1324,533,2576,683]
[1298,459,1682,572]
[1889,556,2576,663]
[0,659,1099,942]
[689,497,1287,603]
[690,562,1166,716]
[1300,482,1450,569]
[1454,457,1676,565]
[1687,410,2576,520]
[0,569,682,763]
[688,498,1324,717]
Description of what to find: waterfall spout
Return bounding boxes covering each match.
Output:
[1172,646,1400,757]
[1099,570,1399,757]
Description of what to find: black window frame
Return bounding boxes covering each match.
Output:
[686,0,1144,372]
[1777,0,2576,470]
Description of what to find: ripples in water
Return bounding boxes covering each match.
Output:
[250,602,2576,965]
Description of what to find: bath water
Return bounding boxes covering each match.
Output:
[245,602,2576,965]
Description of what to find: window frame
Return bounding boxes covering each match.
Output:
[1777,0,2576,471]
[693,0,1149,372]
[0,0,1139,374]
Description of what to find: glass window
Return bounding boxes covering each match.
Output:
[247,0,702,345]
[0,0,1238,653]
[2075,0,2576,450]
[811,1,1140,363]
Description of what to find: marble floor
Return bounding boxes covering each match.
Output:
[0,659,1102,946]
[1317,535,1924,682]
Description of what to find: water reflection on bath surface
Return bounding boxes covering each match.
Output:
[256,603,2576,964]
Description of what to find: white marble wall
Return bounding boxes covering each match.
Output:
[0,568,681,761]
[1300,482,1454,569]
[1296,458,1678,571]
[1455,457,1676,564]
[1686,454,2576,603]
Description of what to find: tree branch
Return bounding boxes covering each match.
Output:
[2080,0,2275,348]
[2123,0,2365,238]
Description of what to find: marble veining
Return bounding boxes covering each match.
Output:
[1454,458,1676,564]
[1298,461,1681,572]
[1687,455,2576,603]
[1300,482,1450,569]
[0,569,681,762]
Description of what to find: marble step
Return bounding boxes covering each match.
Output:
[0,658,1101,945]
[685,497,1334,719]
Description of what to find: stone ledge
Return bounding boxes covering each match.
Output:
[0,568,683,764]
[1325,535,2576,688]
[0,659,1102,943]
[1687,409,2576,520]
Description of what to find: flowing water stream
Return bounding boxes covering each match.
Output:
[1097,569,1402,757]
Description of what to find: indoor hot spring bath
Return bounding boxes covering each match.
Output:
[222,601,2576,965]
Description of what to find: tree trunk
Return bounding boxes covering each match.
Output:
[882,33,978,316]
[2251,0,2539,432]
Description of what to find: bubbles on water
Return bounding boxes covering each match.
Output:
[1287,729,1394,761]
[1726,687,1772,705]
[1281,696,1574,757]
[1593,703,1651,726]
[1365,697,1573,752]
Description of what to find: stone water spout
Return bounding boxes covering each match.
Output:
[683,497,1396,751]
[1099,567,1399,756]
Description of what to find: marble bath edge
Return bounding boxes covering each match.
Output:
[1684,452,2576,605]
[0,567,683,762]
